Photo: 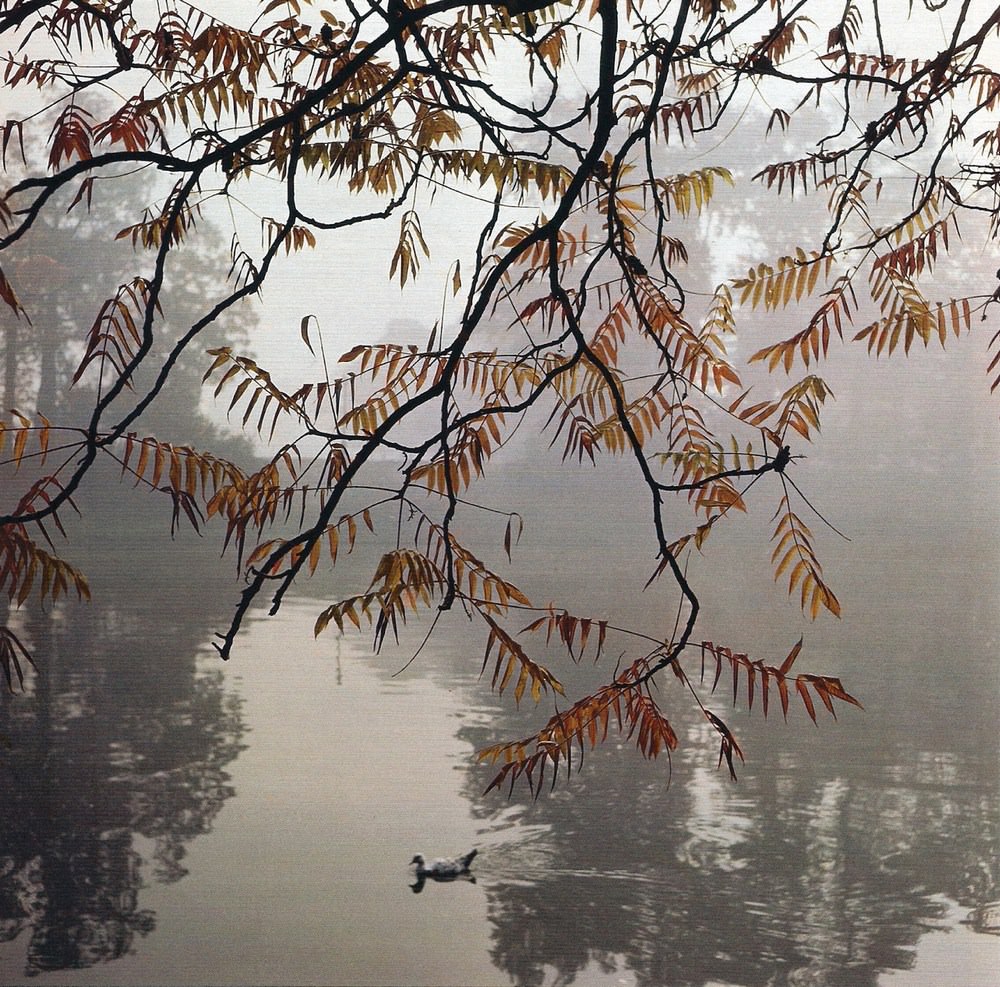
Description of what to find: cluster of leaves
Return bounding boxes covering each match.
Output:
[479,633,862,796]
[0,1,996,789]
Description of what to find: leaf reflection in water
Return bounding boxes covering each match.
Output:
[0,578,995,986]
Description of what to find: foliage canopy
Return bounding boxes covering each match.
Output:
[1,0,997,793]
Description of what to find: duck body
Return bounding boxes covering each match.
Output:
[410,848,477,880]
[961,900,1000,934]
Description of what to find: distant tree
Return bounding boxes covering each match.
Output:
[0,0,997,791]
[1,165,257,454]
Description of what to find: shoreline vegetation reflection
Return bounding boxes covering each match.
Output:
[0,544,247,979]
[1,572,996,984]
[459,707,999,987]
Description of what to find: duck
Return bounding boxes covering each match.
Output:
[409,849,478,891]
[410,848,477,879]
[960,900,1000,934]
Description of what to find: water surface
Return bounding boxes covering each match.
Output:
[1,353,998,986]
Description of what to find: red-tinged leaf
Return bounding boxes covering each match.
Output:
[561,614,576,654]
[314,604,339,636]
[521,615,548,634]
[705,709,744,781]
[0,626,35,693]
[2,119,25,168]
[811,677,837,717]
[760,667,771,718]
[339,345,367,363]
[778,676,790,719]
[712,650,724,692]
[795,676,817,723]
[67,176,95,213]
[644,555,670,590]
[779,636,803,675]
[0,270,31,323]
[822,676,864,709]
[727,387,753,414]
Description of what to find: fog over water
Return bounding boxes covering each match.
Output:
[1,2,998,984]
[0,331,997,984]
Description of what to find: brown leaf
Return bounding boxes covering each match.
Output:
[778,636,804,675]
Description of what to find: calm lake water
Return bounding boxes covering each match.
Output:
[1,355,998,986]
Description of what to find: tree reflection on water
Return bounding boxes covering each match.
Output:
[0,590,245,977]
[0,506,995,984]
[455,662,998,987]
[0,584,995,985]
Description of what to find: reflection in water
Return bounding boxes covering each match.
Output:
[0,595,245,978]
[0,582,994,985]
[0,414,997,985]
[482,771,997,987]
[453,663,998,987]
[430,344,1000,986]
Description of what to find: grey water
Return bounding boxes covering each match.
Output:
[0,351,998,986]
